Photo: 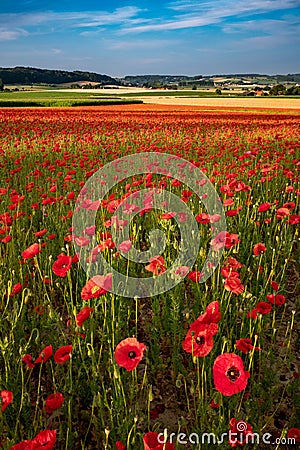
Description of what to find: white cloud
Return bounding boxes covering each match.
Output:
[122,0,299,33]
[51,48,62,54]
[0,27,28,40]
[223,18,300,34]
[108,39,179,50]
[0,7,143,30]
[168,0,299,13]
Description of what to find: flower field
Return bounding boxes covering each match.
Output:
[0,106,299,449]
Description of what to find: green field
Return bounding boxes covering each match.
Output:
[1,88,299,107]
[0,90,143,107]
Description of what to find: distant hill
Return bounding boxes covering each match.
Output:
[1,67,299,89]
[123,73,300,87]
[0,66,119,85]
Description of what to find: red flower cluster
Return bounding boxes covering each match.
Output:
[182,301,220,357]
[247,300,274,319]
[11,429,56,450]
[81,273,112,300]
[211,231,240,251]
[145,256,166,275]
[23,344,72,367]
[266,293,286,306]
[222,257,244,295]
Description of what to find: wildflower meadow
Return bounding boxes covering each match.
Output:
[0,105,299,449]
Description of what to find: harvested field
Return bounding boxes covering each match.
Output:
[140,95,300,110]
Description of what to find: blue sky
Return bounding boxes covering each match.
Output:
[1,0,300,76]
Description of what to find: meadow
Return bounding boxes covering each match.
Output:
[1,89,300,110]
[0,105,299,449]
[0,90,143,107]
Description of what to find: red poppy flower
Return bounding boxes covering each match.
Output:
[35,345,53,364]
[143,432,176,450]
[247,308,258,319]
[182,322,218,357]
[228,418,254,447]
[45,392,65,414]
[211,231,239,251]
[74,235,90,246]
[52,254,72,277]
[1,235,12,243]
[1,390,13,411]
[191,301,221,326]
[115,442,126,450]
[114,337,146,371]
[195,213,210,224]
[210,214,221,223]
[256,301,272,314]
[287,428,300,443]
[287,214,300,225]
[221,268,239,279]
[266,294,286,306]
[175,265,189,277]
[223,198,234,206]
[159,212,176,220]
[213,353,250,396]
[258,202,271,212]
[21,243,41,260]
[253,243,266,256]
[226,208,241,217]
[270,280,279,291]
[81,273,112,300]
[223,257,243,270]
[34,229,48,237]
[54,345,72,364]
[22,354,35,369]
[181,189,193,198]
[118,240,132,253]
[276,207,290,219]
[224,275,244,295]
[9,282,22,297]
[236,338,260,354]
[76,306,94,326]
[224,233,240,249]
[145,256,166,276]
[31,429,56,450]
[187,271,203,282]
[210,399,220,409]
[283,201,296,209]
